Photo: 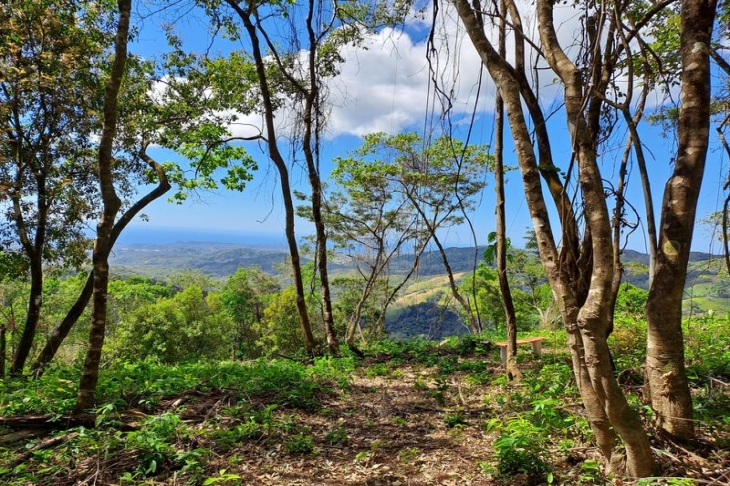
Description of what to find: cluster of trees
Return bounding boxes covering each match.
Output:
[1,260,552,363]
[1,0,729,479]
[1,268,310,367]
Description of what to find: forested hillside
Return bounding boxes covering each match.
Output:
[109,242,730,338]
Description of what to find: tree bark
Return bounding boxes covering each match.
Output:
[645,0,717,440]
[76,0,130,412]
[533,0,655,474]
[300,0,338,355]
[0,324,6,378]
[10,171,48,375]
[228,1,316,354]
[453,0,656,476]
[11,255,42,375]
[494,0,520,381]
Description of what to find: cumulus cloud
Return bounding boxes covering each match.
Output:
[320,0,574,138]
[225,0,660,141]
[324,16,490,137]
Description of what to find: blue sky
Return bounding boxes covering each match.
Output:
[118,1,729,255]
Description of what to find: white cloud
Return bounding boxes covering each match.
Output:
[325,12,495,137]
[222,0,665,141]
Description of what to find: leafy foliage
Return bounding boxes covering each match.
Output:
[109,285,235,363]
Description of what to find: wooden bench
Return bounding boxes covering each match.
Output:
[494,337,545,363]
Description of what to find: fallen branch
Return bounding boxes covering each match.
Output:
[8,432,79,469]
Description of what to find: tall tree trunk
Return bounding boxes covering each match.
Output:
[534,0,655,474]
[310,183,338,354]
[9,132,48,375]
[0,323,6,378]
[645,0,717,440]
[228,1,316,355]
[345,258,384,354]
[494,0,520,381]
[453,0,656,475]
[33,274,93,378]
[10,175,48,375]
[301,0,338,355]
[11,255,42,375]
[76,0,130,412]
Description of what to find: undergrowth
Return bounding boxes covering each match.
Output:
[0,319,728,485]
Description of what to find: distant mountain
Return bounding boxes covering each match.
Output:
[109,242,297,277]
[390,246,488,276]
[110,241,723,282]
[109,241,728,338]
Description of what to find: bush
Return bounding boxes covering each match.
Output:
[491,419,551,484]
[108,286,235,364]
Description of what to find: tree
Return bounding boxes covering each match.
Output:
[644,0,718,440]
[324,145,429,352]
[491,0,520,381]
[111,285,236,363]
[207,0,411,355]
[220,267,281,359]
[256,286,314,357]
[76,0,256,407]
[27,14,259,379]
[449,0,660,474]
[341,132,489,335]
[467,264,507,330]
[0,277,26,378]
[76,0,133,412]
[1,0,113,375]
[209,0,320,355]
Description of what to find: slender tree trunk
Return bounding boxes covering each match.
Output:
[716,126,730,275]
[304,112,337,353]
[311,188,338,354]
[494,0,520,381]
[76,0,130,412]
[9,144,49,376]
[228,1,316,354]
[645,0,717,440]
[345,262,382,354]
[11,256,42,375]
[32,274,93,378]
[453,0,656,475]
[301,0,338,355]
[534,0,655,474]
[0,324,6,378]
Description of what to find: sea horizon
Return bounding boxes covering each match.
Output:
[116,225,289,249]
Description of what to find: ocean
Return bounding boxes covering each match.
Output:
[116,225,288,249]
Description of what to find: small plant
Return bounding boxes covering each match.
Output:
[391,416,409,426]
[398,447,420,464]
[126,413,184,475]
[324,426,348,445]
[176,448,210,479]
[414,376,428,391]
[284,433,315,454]
[578,459,603,483]
[491,419,551,484]
[203,469,242,485]
[443,411,468,428]
[366,362,389,377]
[355,439,382,465]
[636,479,696,486]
